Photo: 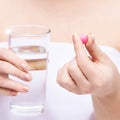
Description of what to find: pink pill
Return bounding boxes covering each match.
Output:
[80,35,88,44]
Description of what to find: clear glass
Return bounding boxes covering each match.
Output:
[8,25,50,116]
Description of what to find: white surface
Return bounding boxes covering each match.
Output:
[0,42,94,120]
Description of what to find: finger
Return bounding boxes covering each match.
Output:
[57,65,78,93]
[85,34,111,63]
[0,60,32,81]
[0,76,29,93]
[0,87,18,96]
[0,48,29,72]
[72,33,94,76]
[67,59,91,92]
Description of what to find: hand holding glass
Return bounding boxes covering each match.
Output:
[8,25,50,116]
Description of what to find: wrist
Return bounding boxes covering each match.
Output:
[92,75,120,120]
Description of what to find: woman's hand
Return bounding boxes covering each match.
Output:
[57,34,120,97]
[0,48,32,96]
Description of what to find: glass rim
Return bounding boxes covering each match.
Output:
[8,25,51,37]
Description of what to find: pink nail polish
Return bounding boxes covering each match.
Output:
[80,35,88,44]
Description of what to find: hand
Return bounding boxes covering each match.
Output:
[0,48,32,96]
[57,34,120,97]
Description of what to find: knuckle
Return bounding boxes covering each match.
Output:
[57,76,71,89]
[57,78,67,87]
[68,63,76,73]
[92,80,103,88]
[57,76,64,86]
[76,86,91,95]
[56,78,61,85]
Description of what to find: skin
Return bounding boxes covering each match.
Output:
[0,0,120,118]
[57,34,120,120]
[0,47,32,96]
[1,0,120,51]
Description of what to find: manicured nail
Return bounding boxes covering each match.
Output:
[80,35,88,44]
[25,73,32,81]
[74,33,79,39]
[21,63,29,72]
[22,86,29,93]
[11,91,18,96]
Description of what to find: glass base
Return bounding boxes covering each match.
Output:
[10,105,44,116]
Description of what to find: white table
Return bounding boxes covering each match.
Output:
[0,42,93,120]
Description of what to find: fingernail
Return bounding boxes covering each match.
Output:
[74,33,79,39]
[11,91,18,96]
[91,33,95,41]
[21,63,29,72]
[25,73,32,81]
[22,86,29,93]
[80,35,88,44]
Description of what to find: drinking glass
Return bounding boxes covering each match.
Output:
[8,25,50,116]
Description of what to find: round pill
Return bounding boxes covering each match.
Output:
[80,35,88,44]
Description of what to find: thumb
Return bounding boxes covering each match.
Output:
[85,34,109,62]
